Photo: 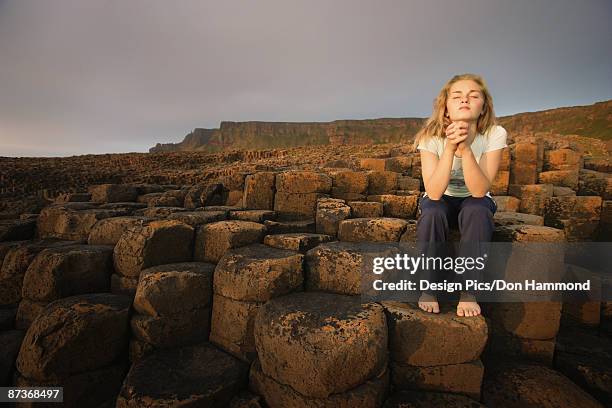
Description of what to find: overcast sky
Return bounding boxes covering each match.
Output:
[0,0,610,157]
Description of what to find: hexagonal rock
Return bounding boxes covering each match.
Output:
[482,363,603,408]
[509,143,540,185]
[210,293,263,362]
[167,210,227,226]
[264,219,316,234]
[53,192,92,203]
[194,220,266,263]
[330,189,367,202]
[113,220,194,277]
[116,343,249,408]
[360,158,387,172]
[382,302,487,366]
[385,157,413,173]
[399,220,418,242]
[382,390,485,407]
[493,224,565,242]
[99,202,147,213]
[243,172,276,210]
[553,186,576,197]
[331,170,369,193]
[390,360,484,401]
[338,218,409,242]
[144,194,182,207]
[226,190,244,207]
[276,171,332,193]
[493,211,544,227]
[37,203,128,241]
[16,293,131,381]
[249,358,389,407]
[15,298,47,330]
[134,262,215,317]
[229,210,276,223]
[214,244,303,302]
[305,241,399,295]
[544,196,602,241]
[578,169,612,199]
[264,233,333,252]
[111,274,138,297]
[0,240,23,265]
[508,184,553,216]
[483,327,555,366]
[135,206,189,218]
[183,183,229,209]
[88,216,151,246]
[316,198,351,236]
[348,201,383,218]
[130,307,211,348]
[253,291,388,398]
[367,171,399,195]
[484,302,562,339]
[201,205,242,213]
[274,191,328,220]
[493,195,521,212]
[0,239,76,307]
[544,148,583,171]
[89,184,138,203]
[538,170,579,189]
[397,176,421,191]
[555,327,612,404]
[21,244,113,303]
[372,194,419,219]
[129,338,155,363]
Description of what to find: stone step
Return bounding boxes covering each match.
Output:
[194,220,266,263]
[116,343,249,407]
[482,362,603,408]
[130,262,215,360]
[305,241,399,295]
[263,232,333,252]
[252,291,388,400]
[0,239,77,307]
[113,220,194,277]
[338,217,409,242]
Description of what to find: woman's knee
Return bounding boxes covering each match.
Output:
[458,201,493,222]
[460,197,494,216]
[418,197,450,219]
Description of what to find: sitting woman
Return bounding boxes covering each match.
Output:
[412,73,508,317]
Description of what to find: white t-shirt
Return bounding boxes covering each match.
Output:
[416,124,508,197]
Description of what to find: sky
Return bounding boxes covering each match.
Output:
[0,0,610,157]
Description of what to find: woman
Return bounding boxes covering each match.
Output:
[412,73,508,317]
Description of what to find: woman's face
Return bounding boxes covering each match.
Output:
[446,79,485,122]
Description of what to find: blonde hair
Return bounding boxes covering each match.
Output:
[413,73,497,149]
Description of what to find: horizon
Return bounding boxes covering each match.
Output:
[2,98,611,159]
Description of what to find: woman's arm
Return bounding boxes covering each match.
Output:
[421,122,470,200]
[420,144,457,200]
[461,147,503,197]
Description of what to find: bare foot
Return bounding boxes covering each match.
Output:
[418,292,440,314]
[457,292,481,317]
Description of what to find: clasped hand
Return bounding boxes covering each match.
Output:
[445,121,471,153]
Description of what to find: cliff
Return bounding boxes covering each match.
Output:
[149,100,612,153]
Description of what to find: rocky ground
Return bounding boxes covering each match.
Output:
[0,132,611,407]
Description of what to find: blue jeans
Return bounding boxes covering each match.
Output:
[416,194,497,297]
